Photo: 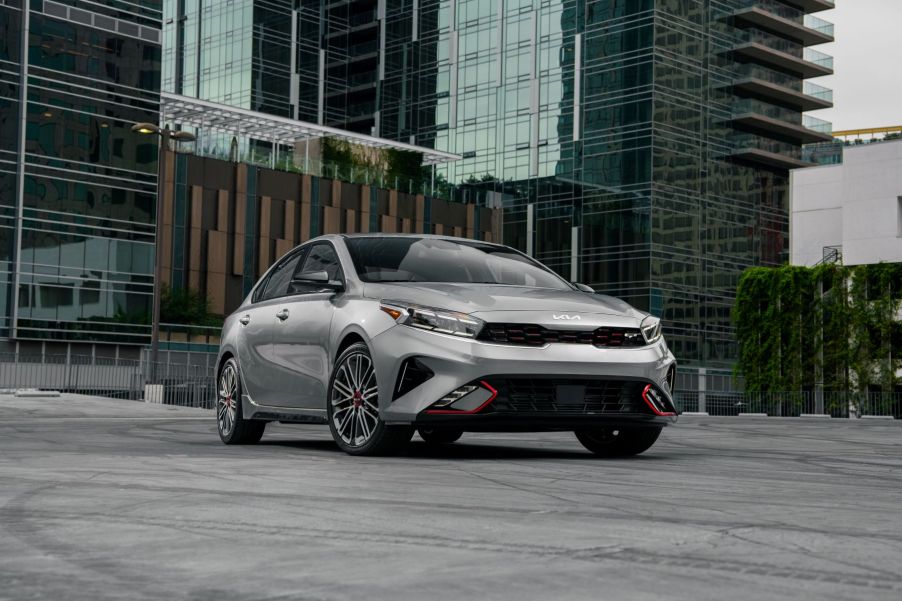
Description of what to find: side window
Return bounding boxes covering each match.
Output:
[258,250,304,302]
[298,243,342,280]
[289,243,343,294]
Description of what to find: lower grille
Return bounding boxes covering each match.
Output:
[484,377,647,414]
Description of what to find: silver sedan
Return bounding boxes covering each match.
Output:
[216,234,678,456]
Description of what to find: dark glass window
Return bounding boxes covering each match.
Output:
[298,243,342,281]
[345,237,571,290]
[259,251,304,301]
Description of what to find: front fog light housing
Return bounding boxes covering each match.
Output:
[641,384,677,417]
[381,301,484,338]
[426,381,498,414]
[640,315,662,344]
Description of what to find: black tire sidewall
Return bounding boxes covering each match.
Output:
[575,426,662,457]
[218,358,244,444]
[217,358,265,445]
[418,428,464,444]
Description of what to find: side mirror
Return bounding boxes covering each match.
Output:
[573,282,594,293]
[292,271,344,291]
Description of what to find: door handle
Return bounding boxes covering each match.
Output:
[239,315,251,326]
[276,308,290,321]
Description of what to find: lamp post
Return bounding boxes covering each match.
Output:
[131,123,196,383]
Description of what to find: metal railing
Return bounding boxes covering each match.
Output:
[674,390,901,419]
[0,353,216,409]
[3,352,899,419]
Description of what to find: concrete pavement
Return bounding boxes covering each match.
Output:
[1,393,901,601]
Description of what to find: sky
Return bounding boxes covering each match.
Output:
[807,0,902,132]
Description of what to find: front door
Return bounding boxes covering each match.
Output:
[268,242,343,409]
[236,247,305,407]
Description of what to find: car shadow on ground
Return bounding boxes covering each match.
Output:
[257,438,666,461]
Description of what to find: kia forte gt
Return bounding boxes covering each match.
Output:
[215,234,678,456]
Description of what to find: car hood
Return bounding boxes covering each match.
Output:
[362,283,644,323]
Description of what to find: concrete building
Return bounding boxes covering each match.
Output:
[791,138,902,266]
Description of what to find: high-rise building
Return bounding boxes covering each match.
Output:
[0,0,163,345]
[168,0,836,374]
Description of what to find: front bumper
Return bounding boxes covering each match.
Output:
[371,324,678,429]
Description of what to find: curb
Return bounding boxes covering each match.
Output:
[800,414,831,419]
[681,412,709,416]
[738,413,769,417]
[14,389,62,398]
[859,415,895,421]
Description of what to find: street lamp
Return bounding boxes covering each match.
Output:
[132,123,196,384]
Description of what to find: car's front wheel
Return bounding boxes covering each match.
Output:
[217,358,266,445]
[574,426,662,457]
[327,342,413,456]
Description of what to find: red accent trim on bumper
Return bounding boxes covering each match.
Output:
[425,380,499,415]
[641,383,676,417]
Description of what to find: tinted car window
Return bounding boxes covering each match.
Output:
[288,243,343,294]
[298,243,342,281]
[259,251,304,301]
[345,237,571,290]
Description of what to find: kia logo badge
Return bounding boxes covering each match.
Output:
[553,314,581,320]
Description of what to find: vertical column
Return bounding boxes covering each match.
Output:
[448,0,458,128]
[526,203,534,256]
[188,185,203,291]
[233,164,246,277]
[570,226,579,282]
[698,367,707,415]
[573,32,582,142]
[258,196,272,276]
[529,9,539,176]
[495,0,504,85]
[290,9,299,120]
[317,50,325,125]
[10,5,31,337]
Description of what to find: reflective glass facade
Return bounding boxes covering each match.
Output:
[163,0,833,370]
[379,0,834,369]
[1,0,162,343]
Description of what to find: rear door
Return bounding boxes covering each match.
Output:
[234,247,305,407]
[267,242,344,409]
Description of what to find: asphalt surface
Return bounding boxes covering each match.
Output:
[1,394,901,601]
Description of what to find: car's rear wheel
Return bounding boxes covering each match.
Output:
[328,342,413,456]
[418,428,463,444]
[217,358,266,444]
[574,426,662,457]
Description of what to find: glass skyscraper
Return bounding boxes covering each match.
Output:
[165,0,835,373]
[1,0,162,344]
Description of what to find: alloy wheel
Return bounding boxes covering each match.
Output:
[331,351,379,447]
[218,363,238,437]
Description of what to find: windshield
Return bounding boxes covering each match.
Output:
[345,237,572,290]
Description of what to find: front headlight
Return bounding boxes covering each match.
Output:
[640,315,662,344]
[380,301,484,338]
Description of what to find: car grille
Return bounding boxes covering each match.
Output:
[483,377,648,414]
[477,323,645,348]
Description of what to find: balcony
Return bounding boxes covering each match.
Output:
[731,99,833,144]
[732,42,833,77]
[732,76,833,111]
[731,6,834,45]
[728,134,815,171]
[781,0,834,13]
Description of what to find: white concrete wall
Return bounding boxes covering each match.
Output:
[790,139,902,266]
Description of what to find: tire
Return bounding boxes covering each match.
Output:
[418,428,463,444]
[327,342,413,456]
[217,358,266,445]
[574,426,662,457]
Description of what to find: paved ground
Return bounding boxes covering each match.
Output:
[0,394,901,601]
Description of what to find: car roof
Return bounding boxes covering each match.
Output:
[337,232,508,246]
